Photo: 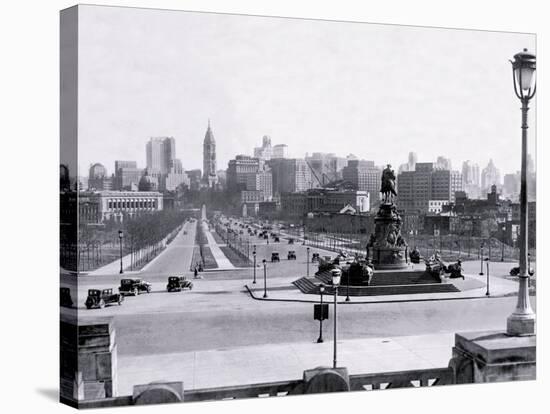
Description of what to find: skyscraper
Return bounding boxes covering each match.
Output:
[146,137,176,175]
[203,120,218,188]
[253,135,273,161]
[481,159,501,193]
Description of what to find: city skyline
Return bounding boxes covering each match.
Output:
[77,6,535,178]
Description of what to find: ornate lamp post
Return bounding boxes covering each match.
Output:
[331,268,342,368]
[479,242,484,276]
[507,48,536,336]
[253,249,257,284]
[118,230,124,274]
[262,259,268,298]
[485,257,490,296]
[317,284,325,343]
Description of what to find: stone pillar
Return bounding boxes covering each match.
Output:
[302,367,350,394]
[449,331,535,384]
[60,317,117,404]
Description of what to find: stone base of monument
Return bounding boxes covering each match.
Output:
[449,331,536,384]
[302,367,350,394]
[371,247,409,270]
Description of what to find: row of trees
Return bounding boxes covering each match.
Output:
[78,210,189,271]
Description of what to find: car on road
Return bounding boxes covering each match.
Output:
[271,252,280,262]
[288,238,294,244]
[85,289,123,309]
[509,266,535,276]
[311,253,320,262]
[264,234,269,240]
[119,278,152,296]
[60,287,73,308]
[274,236,280,242]
[287,250,296,260]
[166,276,194,292]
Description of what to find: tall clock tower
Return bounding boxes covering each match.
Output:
[202,119,218,188]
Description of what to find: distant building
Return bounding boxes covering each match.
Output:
[88,163,108,190]
[435,156,452,170]
[245,169,273,201]
[138,174,159,192]
[114,160,142,191]
[186,169,202,191]
[481,159,501,193]
[146,137,176,175]
[503,172,520,201]
[79,191,163,223]
[272,144,288,159]
[254,135,273,161]
[202,120,218,188]
[227,155,262,191]
[280,188,369,218]
[397,162,463,214]
[342,159,381,206]
[268,158,313,195]
[398,152,417,173]
[306,152,347,186]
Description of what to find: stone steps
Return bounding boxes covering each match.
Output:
[293,276,459,296]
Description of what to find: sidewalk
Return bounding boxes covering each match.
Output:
[117,333,454,395]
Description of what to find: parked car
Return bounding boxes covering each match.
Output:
[118,278,152,296]
[510,266,535,276]
[264,234,269,240]
[85,289,123,309]
[271,252,280,262]
[166,276,194,292]
[288,238,294,244]
[311,253,320,262]
[60,287,73,308]
[287,250,297,260]
[274,236,280,242]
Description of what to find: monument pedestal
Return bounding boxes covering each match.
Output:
[369,203,408,270]
[449,331,536,384]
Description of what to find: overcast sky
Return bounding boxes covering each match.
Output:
[77,5,536,177]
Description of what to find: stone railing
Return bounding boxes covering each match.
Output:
[349,367,454,390]
[72,367,454,408]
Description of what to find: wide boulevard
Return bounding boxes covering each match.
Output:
[61,217,534,359]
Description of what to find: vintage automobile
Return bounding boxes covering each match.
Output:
[271,252,280,262]
[166,276,194,292]
[510,266,535,276]
[264,234,269,240]
[85,289,123,309]
[118,278,152,296]
[287,250,297,260]
[274,236,280,242]
[288,238,294,244]
[311,253,320,262]
[60,287,73,308]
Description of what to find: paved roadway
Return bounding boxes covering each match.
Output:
[62,216,535,360]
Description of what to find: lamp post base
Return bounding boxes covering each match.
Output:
[506,313,535,336]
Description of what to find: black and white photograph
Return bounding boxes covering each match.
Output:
[2,1,548,413]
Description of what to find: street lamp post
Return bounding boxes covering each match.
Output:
[317,284,325,343]
[262,259,268,298]
[485,258,490,296]
[306,247,310,277]
[253,249,257,284]
[507,48,536,336]
[479,243,484,276]
[331,269,341,369]
[118,230,124,274]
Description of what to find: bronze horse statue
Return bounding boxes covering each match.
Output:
[380,164,397,203]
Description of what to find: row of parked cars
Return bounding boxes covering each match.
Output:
[61,276,194,310]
